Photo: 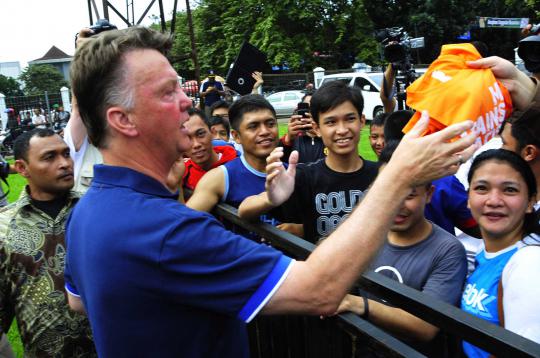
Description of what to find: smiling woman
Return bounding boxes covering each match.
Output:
[461,149,540,358]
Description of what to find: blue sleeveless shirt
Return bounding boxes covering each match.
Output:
[461,245,518,358]
[221,156,279,226]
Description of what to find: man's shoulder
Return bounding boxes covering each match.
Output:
[427,224,466,254]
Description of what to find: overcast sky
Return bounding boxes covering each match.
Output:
[0,0,183,69]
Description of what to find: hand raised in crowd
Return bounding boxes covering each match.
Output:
[467,56,537,110]
[388,110,477,186]
[75,28,94,49]
[265,147,298,206]
[251,72,264,93]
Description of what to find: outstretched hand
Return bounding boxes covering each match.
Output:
[388,110,477,186]
[265,147,298,206]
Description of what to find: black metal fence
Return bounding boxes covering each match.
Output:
[212,203,540,358]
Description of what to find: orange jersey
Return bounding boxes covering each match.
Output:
[403,43,513,145]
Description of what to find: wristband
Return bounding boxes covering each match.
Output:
[361,295,369,320]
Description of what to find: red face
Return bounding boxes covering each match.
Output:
[468,160,535,242]
[123,49,192,162]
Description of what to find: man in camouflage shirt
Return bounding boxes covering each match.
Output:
[0,128,95,357]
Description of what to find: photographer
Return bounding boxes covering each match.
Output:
[280,93,325,164]
[200,71,225,117]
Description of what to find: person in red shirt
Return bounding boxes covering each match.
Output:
[181,109,237,193]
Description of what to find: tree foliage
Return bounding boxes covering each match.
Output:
[19,65,68,96]
[0,75,22,96]
[165,0,539,78]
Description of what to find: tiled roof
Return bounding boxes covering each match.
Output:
[32,46,71,61]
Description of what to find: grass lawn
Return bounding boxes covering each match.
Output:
[1,163,25,357]
[278,123,378,162]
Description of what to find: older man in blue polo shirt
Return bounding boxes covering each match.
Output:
[65,26,477,357]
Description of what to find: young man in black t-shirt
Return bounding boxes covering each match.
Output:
[238,81,378,243]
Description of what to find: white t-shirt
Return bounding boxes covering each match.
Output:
[501,238,540,343]
[64,121,89,179]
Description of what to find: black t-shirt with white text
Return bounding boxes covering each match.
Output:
[272,158,378,243]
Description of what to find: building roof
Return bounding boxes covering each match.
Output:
[31,46,72,62]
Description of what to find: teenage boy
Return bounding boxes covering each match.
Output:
[238,81,378,243]
[337,142,467,355]
[369,112,388,158]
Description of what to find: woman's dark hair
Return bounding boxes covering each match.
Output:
[468,149,539,237]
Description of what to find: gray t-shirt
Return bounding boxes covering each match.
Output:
[368,223,467,305]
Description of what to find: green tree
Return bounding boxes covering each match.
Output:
[167,0,380,76]
[0,74,23,96]
[19,64,68,96]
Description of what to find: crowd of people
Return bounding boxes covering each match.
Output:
[0,24,537,358]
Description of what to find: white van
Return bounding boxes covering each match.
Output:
[319,72,385,119]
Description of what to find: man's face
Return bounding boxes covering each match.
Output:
[212,107,229,121]
[391,185,433,232]
[500,122,520,153]
[17,135,74,197]
[185,114,214,166]
[211,123,230,142]
[317,101,364,157]
[369,124,385,157]
[124,49,192,161]
[233,109,278,159]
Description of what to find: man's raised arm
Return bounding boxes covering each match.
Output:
[262,111,477,316]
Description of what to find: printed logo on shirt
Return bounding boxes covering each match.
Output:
[315,190,363,236]
[462,283,496,319]
[431,70,452,83]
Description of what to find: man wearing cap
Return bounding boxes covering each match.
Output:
[200,70,225,117]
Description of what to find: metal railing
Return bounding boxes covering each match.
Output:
[213,202,540,358]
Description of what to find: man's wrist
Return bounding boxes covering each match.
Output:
[262,192,278,208]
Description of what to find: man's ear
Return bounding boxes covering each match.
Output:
[360,114,366,128]
[425,184,435,204]
[14,159,29,178]
[522,145,539,163]
[106,106,139,138]
[231,129,241,145]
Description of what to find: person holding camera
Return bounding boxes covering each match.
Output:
[200,71,225,117]
[280,93,325,164]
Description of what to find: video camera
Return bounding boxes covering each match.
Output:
[374,27,425,110]
[518,23,540,74]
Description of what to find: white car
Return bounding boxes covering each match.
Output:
[319,72,385,119]
[266,90,305,117]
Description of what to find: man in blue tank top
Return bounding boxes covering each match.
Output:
[188,95,279,210]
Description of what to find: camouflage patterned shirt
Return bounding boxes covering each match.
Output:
[0,188,96,357]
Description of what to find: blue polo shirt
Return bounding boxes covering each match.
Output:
[64,165,293,357]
